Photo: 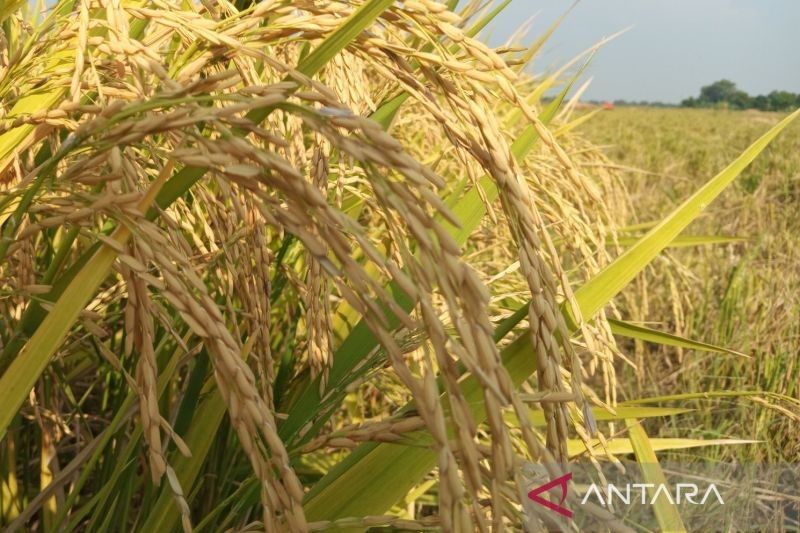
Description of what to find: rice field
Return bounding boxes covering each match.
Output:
[579,107,800,463]
[0,2,798,532]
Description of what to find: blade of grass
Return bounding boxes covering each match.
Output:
[495,306,747,358]
[193,478,260,532]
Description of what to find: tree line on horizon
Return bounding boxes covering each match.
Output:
[681,80,799,111]
[584,80,799,111]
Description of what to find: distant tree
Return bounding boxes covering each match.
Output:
[767,90,797,111]
[729,90,752,110]
[699,79,739,105]
[752,94,769,111]
[680,80,797,111]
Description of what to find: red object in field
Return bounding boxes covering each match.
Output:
[603,101,614,110]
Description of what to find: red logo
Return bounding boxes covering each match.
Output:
[527,472,573,518]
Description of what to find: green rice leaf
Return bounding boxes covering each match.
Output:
[573,435,758,457]
[625,419,688,533]
[293,0,394,79]
[621,390,798,405]
[504,405,690,427]
[608,318,747,357]
[554,108,602,136]
[612,234,747,248]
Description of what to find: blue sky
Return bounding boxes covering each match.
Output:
[478,0,800,103]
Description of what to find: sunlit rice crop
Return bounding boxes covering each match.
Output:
[0,1,797,532]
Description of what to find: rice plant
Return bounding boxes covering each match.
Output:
[0,1,796,531]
